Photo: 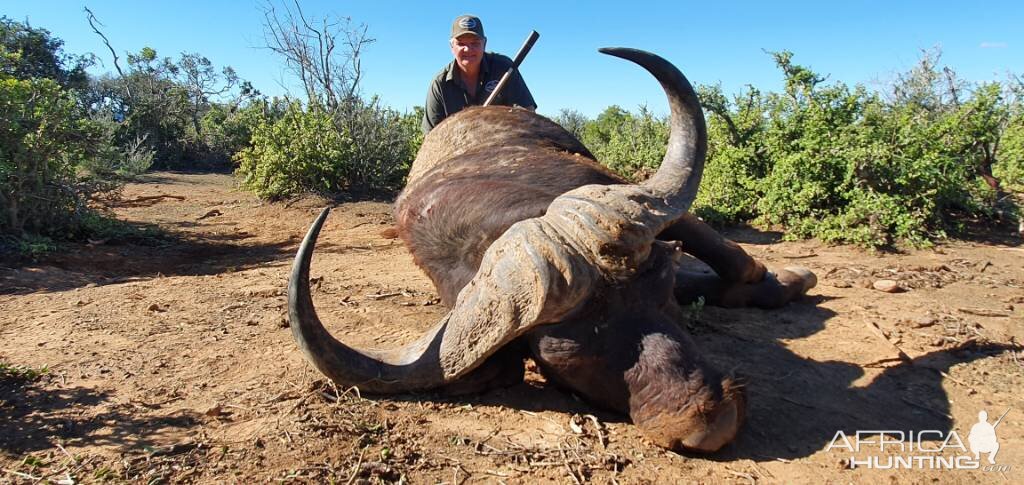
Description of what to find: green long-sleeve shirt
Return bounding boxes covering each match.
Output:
[422,52,537,134]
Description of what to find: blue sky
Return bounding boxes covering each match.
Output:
[5,1,1022,118]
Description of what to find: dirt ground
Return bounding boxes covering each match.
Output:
[1,172,1022,484]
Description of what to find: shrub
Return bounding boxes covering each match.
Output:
[235,98,418,200]
[581,106,668,182]
[575,51,1020,248]
[200,99,280,163]
[235,102,353,199]
[994,107,1024,190]
[331,96,418,193]
[0,76,98,237]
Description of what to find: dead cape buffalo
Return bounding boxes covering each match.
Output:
[288,48,816,453]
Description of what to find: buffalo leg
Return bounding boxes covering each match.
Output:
[659,214,816,309]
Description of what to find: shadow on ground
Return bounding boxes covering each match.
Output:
[0,226,297,295]
[349,292,1014,462]
[0,377,199,455]
[688,300,1015,462]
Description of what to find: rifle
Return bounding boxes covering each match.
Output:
[483,30,540,107]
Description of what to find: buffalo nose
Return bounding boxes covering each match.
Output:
[678,398,742,453]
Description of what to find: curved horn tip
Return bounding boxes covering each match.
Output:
[598,47,647,59]
[289,206,333,298]
[310,207,332,233]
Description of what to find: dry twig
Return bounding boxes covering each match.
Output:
[345,447,366,485]
[864,320,912,362]
[958,307,1011,318]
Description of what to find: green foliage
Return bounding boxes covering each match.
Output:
[0,360,48,382]
[235,98,418,200]
[78,114,155,179]
[580,105,669,182]
[553,108,587,139]
[572,50,1021,248]
[739,51,1015,247]
[0,76,96,236]
[332,96,419,192]
[87,46,250,169]
[11,233,57,258]
[994,78,1024,190]
[997,114,1024,189]
[235,102,349,199]
[200,98,284,163]
[0,18,151,253]
[693,84,768,224]
[0,16,90,90]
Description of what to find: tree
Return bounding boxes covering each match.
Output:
[553,108,588,139]
[0,16,91,91]
[260,0,373,111]
[176,53,239,137]
[238,1,417,198]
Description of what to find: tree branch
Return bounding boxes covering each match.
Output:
[84,7,131,100]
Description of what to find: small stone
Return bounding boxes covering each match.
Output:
[912,316,938,328]
[831,280,852,288]
[147,303,162,312]
[872,279,904,293]
[931,337,946,347]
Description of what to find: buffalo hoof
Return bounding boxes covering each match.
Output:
[675,265,817,309]
[779,266,817,294]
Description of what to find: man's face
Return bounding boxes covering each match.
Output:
[450,34,485,72]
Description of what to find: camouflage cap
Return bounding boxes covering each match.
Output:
[451,15,485,39]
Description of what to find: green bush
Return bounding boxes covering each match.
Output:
[235,102,353,199]
[572,51,1020,248]
[994,108,1024,190]
[0,76,98,237]
[0,19,159,256]
[235,98,418,200]
[332,96,418,192]
[580,106,668,182]
[200,99,281,163]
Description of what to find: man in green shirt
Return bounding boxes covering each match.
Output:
[421,15,537,134]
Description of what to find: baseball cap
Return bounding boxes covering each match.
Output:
[451,15,485,39]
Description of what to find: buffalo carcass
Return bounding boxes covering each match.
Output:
[288,48,816,453]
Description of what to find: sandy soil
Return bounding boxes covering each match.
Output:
[1,172,1022,484]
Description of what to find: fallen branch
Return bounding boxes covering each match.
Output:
[958,307,1011,318]
[122,194,186,203]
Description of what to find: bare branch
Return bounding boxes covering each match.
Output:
[84,7,131,100]
[259,0,374,111]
